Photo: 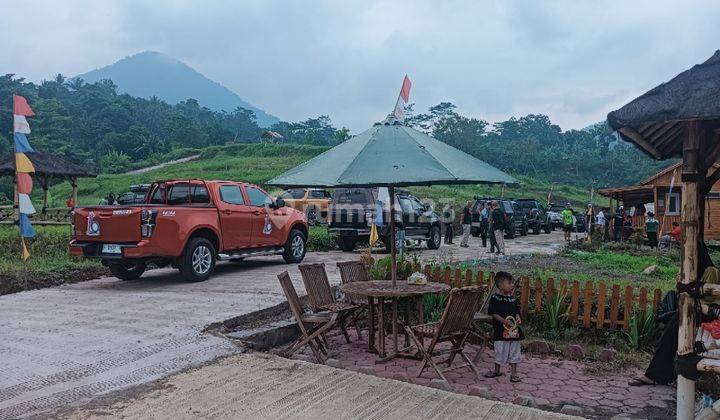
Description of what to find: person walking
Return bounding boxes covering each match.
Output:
[491,201,505,255]
[613,206,625,242]
[480,201,490,247]
[645,211,659,248]
[442,202,455,244]
[561,203,574,242]
[586,204,595,237]
[460,201,472,247]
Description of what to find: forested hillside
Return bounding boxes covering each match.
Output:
[0,74,672,205]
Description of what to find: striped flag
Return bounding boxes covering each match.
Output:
[393,75,412,120]
[12,94,36,260]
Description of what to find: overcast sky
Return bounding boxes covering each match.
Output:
[5,0,720,132]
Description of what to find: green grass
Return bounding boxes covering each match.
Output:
[45,142,600,210]
[0,225,99,275]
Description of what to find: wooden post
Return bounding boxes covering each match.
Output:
[41,175,49,212]
[388,185,398,354]
[13,177,19,224]
[677,121,703,420]
[71,176,78,207]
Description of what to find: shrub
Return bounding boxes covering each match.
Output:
[625,309,660,350]
[543,288,570,339]
[307,227,337,251]
[100,151,132,174]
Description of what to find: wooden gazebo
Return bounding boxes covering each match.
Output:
[0,152,96,225]
[608,51,720,419]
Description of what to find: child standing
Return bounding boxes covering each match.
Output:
[484,271,524,382]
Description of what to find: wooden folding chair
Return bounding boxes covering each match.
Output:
[405,285,485,381]
[336,260,371,340]
[299,263,361,343]
[471,283,498,362]
[278,271,337,363]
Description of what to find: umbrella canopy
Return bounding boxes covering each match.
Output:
[607,50,720,160]
[267,122,517,188]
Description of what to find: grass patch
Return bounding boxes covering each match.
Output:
[0,225,105,295]
[307,226,337,252]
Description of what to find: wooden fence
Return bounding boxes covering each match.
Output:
[412,262,663,332]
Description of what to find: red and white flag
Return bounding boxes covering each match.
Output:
[393,75,412,120]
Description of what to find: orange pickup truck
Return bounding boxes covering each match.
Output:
[69,179,308,282]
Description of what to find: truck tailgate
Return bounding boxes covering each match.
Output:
[73,207,142,242]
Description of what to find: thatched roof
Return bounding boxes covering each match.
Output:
[607,50,720,160]
[0,152,96,178]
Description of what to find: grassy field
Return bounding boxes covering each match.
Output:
[44,143,602,208]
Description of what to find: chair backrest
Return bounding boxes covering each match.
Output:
[336,260,369,304]
[436,285,485,340]
[298,263,335,311]
[278,271,307,330]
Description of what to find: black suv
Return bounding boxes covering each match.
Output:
[328,188,442,252]
[471,198,527,239]
[515,199,551,234]
[117,184,150,205]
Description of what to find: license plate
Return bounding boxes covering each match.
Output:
[102,244,122,254]
[471,222,480,227]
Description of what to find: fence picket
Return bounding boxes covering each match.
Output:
[639,287,648,313]
[477,271,484,287]
[623,286,634,331]
[570,281,580,324]
[465,269,474,287]
[609,284,620,329]
[596,282,607,328]
[653,289,662,311]
[546,278,555,301]
[520,277,530,317]
[432,266,441,282]
[583,281,593,328]
[443,267,451,285]
[560,279,568,296]
[534,279,542,315]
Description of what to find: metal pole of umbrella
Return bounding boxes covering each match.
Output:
[388,186,399,353]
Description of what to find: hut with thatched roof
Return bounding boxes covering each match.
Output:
[0,152,96,225]
[608,50,720,419]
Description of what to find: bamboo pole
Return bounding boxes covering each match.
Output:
[677,120,703,420]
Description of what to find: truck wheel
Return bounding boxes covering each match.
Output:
[179,237,216,282]
[521,224,528,236]
[381,235,392,251]
[109,262,146,281]
[338,236,357,252]
[283,229,307,263]
[306,206,319,226]
[427,225,442,249]
[533,223,541,235]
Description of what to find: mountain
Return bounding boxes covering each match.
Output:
[77,51,279,127]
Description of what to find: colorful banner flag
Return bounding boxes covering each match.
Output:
[13,115,31,133]
[19,213,36,237]
[393,75,412,120]
[18,193,36,214]
[16,173,32,194]
[15,153,35,173]
[12,94,37,259]
[13,133,34,153]
[13,94,35,116]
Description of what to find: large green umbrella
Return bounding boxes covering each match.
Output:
[269,120,516,358]
[268,122,516,188]
[269,121,517,285]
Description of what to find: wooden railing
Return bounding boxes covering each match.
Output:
[0,206,72,225]
[411,263,663,332]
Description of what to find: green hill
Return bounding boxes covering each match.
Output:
[48,143,604,209]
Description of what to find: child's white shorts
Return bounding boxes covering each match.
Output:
[493,341,522,365]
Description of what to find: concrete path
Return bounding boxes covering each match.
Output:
[123,154,201,175]
[67,353,577,419]
[0,232,568,419]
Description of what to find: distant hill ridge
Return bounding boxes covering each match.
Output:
[77,51,279,127]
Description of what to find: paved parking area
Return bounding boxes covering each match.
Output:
[0,231,568,418]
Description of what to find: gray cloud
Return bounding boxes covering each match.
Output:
[4,0,720,132]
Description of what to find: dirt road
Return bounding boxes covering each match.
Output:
[0,231,570,419]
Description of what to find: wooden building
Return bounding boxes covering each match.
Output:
[599,162,720,239]
[599,162,720,238]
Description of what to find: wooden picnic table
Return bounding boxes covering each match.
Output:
[339,280,450,361]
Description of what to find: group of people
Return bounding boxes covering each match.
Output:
[586,203,681,248]
[442,200,507,255]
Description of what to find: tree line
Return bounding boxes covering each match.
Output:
[1,73,669,195]
[0,74,347,174]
